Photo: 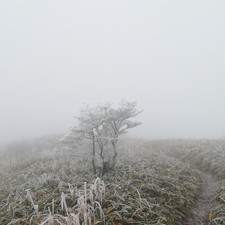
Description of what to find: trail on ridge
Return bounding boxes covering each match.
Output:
[184,171,220,225]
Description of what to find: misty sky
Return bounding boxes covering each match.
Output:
[0,1,225,144]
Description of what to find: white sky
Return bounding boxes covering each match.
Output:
[0,1,225,144]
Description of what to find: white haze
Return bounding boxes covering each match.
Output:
[0,1,225,144]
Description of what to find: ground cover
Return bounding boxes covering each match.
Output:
[166,139,225,225]
[0,139,201,225]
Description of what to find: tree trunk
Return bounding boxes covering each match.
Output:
[92,140,97,175]
[99,146,108,176]
[102,142,118,176]
[102,161,110,176]
[111,141,118,169]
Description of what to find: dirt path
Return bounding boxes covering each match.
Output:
[184,171,220,225]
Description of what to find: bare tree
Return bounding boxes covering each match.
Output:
[63,101,142,176]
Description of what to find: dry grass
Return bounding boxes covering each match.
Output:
[0,138,201,225]
[166,139,225,225]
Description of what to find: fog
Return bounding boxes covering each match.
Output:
[0,1,225,144]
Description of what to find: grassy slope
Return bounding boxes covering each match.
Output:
[0,139,201,225]
[166,139,225,225]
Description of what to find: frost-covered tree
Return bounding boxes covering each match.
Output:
[63,101,142,175]
[97,101,142,175]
